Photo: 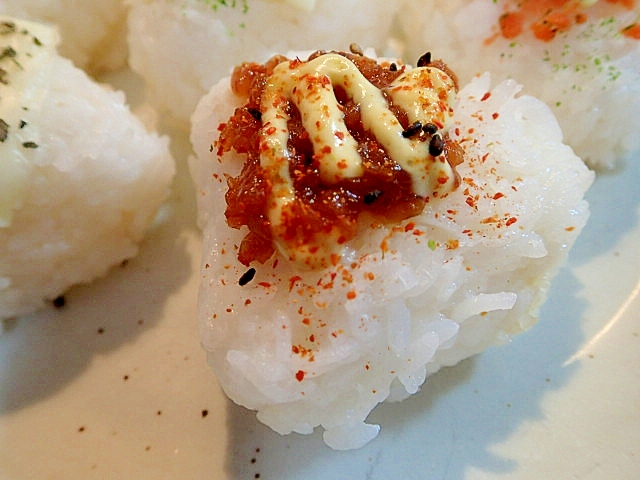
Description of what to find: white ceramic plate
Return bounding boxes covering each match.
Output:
[1,71,639,480]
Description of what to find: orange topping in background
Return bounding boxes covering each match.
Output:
[499,12,525,39]
[494,0,638,42]
[607,0,635,8]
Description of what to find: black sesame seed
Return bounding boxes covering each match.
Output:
[201,409,209,418]
[363,190,383,205]
[247,107,262,121]
[402,121,423,138]
[239,267,256,286]
[423,122,438,135]
[349,43,363,55]
[389,62,397,72]
[22,141,38,149]
[429,134,445,157]
[52,295,66,308]
[417,52,432,68]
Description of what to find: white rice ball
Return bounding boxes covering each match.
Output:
[189,51,594,449]
[126,0,401,127]
[396,0,640,169]
[0,0,129,74]
[0,17,175,320]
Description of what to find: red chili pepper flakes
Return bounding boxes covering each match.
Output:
[481,215,500,224]
[446,239,460,250]
[341,269,354,284]
[320,280,335,290]
[346,290,357,300]
[288,275,303,292]
[258,281,272,288]
[492,112,500,120]
[380,238,390,253]
[292,345,316,361]
[506,217,518,226]
[463,177,477,187]
[295,370,305,382]
[565,226,575,231]
[331,329,344,338]
[481,92,492,101]
[492,192,505,200]
[499,11,525,39]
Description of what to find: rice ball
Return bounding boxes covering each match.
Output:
[189,50,594,449]
[0,17,175,320]
[396,0,640,169]
[0,0,129,74]
[126,0,401,127]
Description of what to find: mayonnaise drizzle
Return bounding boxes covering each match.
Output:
[258,53,458,267]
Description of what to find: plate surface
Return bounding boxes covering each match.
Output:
[0,71,639,480]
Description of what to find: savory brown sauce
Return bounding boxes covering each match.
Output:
[216,51,463,268]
